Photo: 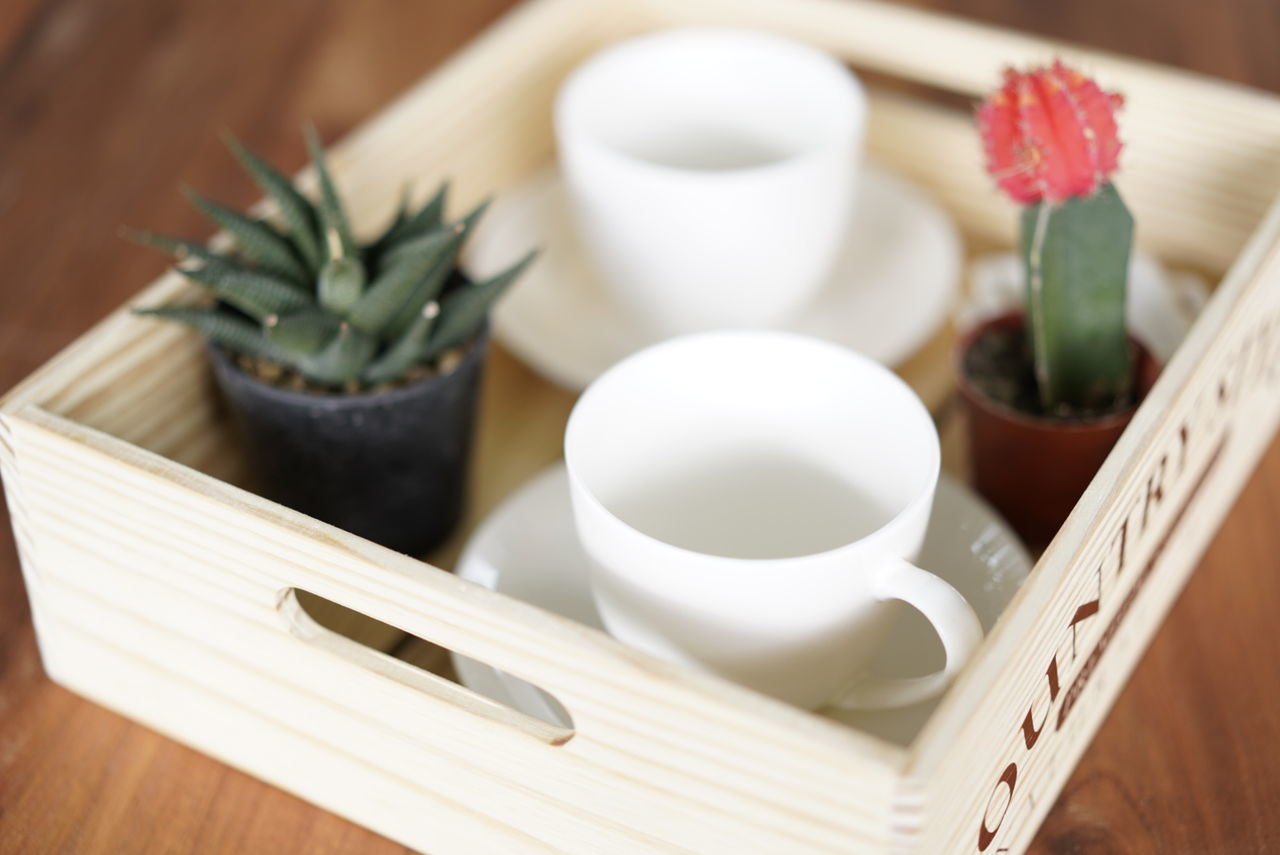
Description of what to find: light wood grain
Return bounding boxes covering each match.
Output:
[6,402,904,855]
[1,1,1279,854]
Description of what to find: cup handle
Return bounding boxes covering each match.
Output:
[829,558,984,711]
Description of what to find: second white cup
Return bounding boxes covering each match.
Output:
[565,331,983,711]
[555,28,866,335]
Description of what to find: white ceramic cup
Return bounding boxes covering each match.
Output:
[564,331,983,710]
[554,28,866,335]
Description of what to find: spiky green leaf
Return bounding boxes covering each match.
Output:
[384,264,465,343]
[318,255,367,315]
[456,196,491,231]
[380,255,458,342]
[361,301,440,385]
[182,188,308,283]
[223,133,324,273]
[264,309,341,355]
[363,183,415,269]
[389,224,461,278]
[382,181,450,249]
[304,125,356,260]
[346,224,464,336]
[123,229,269,284]
[121,229,224,265]
[376,183,415,242]
[378,201,488,338]
[179,265,312,321]
[424,251,536,361]
[296,323,377,386]
[411,180,450,230]
[382,198,486,271]
[133,306,284,362]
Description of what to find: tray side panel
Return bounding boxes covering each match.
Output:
[907,197,1280,854]
[1,403,904,855]
[0,407,64,676]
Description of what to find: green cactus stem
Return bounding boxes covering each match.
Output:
[1020,182,1133,414]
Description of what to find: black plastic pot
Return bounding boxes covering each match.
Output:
[208,328,488,556]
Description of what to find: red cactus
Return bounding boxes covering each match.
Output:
[977,61,1124,204]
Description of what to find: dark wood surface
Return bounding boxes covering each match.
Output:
[1,1,1277,852]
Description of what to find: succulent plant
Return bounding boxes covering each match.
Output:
[977,62,1133,414]
[129,127,534,390]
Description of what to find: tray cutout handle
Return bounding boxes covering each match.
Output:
[278,587,576,747]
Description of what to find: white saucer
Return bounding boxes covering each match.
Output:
[465,162,964,390]
[450,464,1032,747]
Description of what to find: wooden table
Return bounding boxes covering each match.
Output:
[1,1,1277,852]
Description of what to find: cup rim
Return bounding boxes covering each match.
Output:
[564,330,941,567]
[554,27,866,180]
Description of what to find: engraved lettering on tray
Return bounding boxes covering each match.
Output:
[977,433,1226,852]
[975,301,1280,853]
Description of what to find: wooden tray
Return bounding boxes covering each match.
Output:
[3,0,1280,852]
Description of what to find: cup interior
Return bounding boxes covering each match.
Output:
[565,332,939,560]
[555,28,863,172]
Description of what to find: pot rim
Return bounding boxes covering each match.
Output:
[207,321,490,410]
[954,311,1158,433]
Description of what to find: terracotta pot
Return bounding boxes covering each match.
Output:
[955,313,1160,548]
[208,326,489,556]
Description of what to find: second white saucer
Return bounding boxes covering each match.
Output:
[465,162,963,390]
[450,463,1031,747]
